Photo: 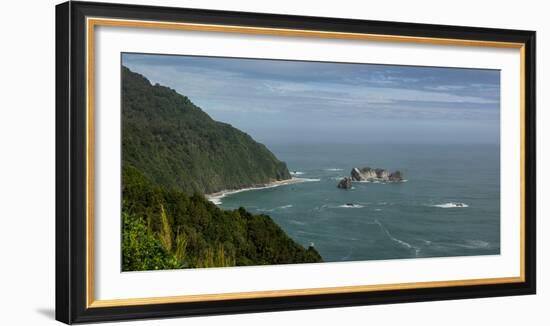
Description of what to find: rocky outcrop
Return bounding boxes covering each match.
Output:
[350,167,404,182]
[337,177,353,189]
[388,170,403,182]
[351,167,377,181]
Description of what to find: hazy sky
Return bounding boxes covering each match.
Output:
[122,53,500,145]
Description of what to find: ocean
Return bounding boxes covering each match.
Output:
[215,143,500,262]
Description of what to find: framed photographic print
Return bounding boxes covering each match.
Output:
[55,1,536,324]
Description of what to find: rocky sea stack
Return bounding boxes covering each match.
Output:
[337,167,404,189]
[337,177,353,189]
[350,167,404,182]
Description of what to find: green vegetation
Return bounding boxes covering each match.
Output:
[122,165,322,271]
[121,67,322,271]
[122,66,291,195]
[122,212,180,271]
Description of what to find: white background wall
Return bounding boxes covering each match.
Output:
[0,0,546,324]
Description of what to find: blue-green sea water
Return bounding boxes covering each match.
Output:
[217,143,500,262]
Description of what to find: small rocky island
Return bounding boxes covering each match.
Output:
[337,167,404,189]
[337,177,352,189]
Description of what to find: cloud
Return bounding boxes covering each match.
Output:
[122,53,500,144]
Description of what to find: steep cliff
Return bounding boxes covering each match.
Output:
[122,66,291,195]
[121,67,321,270]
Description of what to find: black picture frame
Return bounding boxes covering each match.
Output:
[56,1,536,324]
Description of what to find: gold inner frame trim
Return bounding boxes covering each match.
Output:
[85,17,527,308]
[89,277,521,308]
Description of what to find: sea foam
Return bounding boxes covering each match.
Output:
[257,204,293,212]
[458,240,490,249]
[375,219,420,256]
[337,204,365,208]
[432,202,469,208]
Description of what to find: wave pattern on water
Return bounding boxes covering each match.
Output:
[257,204,294,212]
[424,239,492,253]
[453,240,490,249]
[217,143,500,262]
[374,219,420,256]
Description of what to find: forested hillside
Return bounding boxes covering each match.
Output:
[122,164,322,271]
[121,67,322,270]
[122,66,291,195]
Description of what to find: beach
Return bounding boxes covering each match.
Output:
[205,177,320,205]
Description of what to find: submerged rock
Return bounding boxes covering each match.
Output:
[337,177,353,189]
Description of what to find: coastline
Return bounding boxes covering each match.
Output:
[206,177,319,205]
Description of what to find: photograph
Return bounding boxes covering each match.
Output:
[121,53,501,271]
[49,1,537,323]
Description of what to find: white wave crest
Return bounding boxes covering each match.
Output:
[418,239,432,245]
[337,204,364,208]
[433,239,490,250]
[290,171,305,175]
[255,204,293,213]
[458,240,490,249]
[289,219,306,226]
[432,202,469,208]
[325,168,343,171]
[297,178,321,182]
[209,197,222,205]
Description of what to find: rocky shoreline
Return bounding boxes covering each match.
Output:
[337,167,404,189]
